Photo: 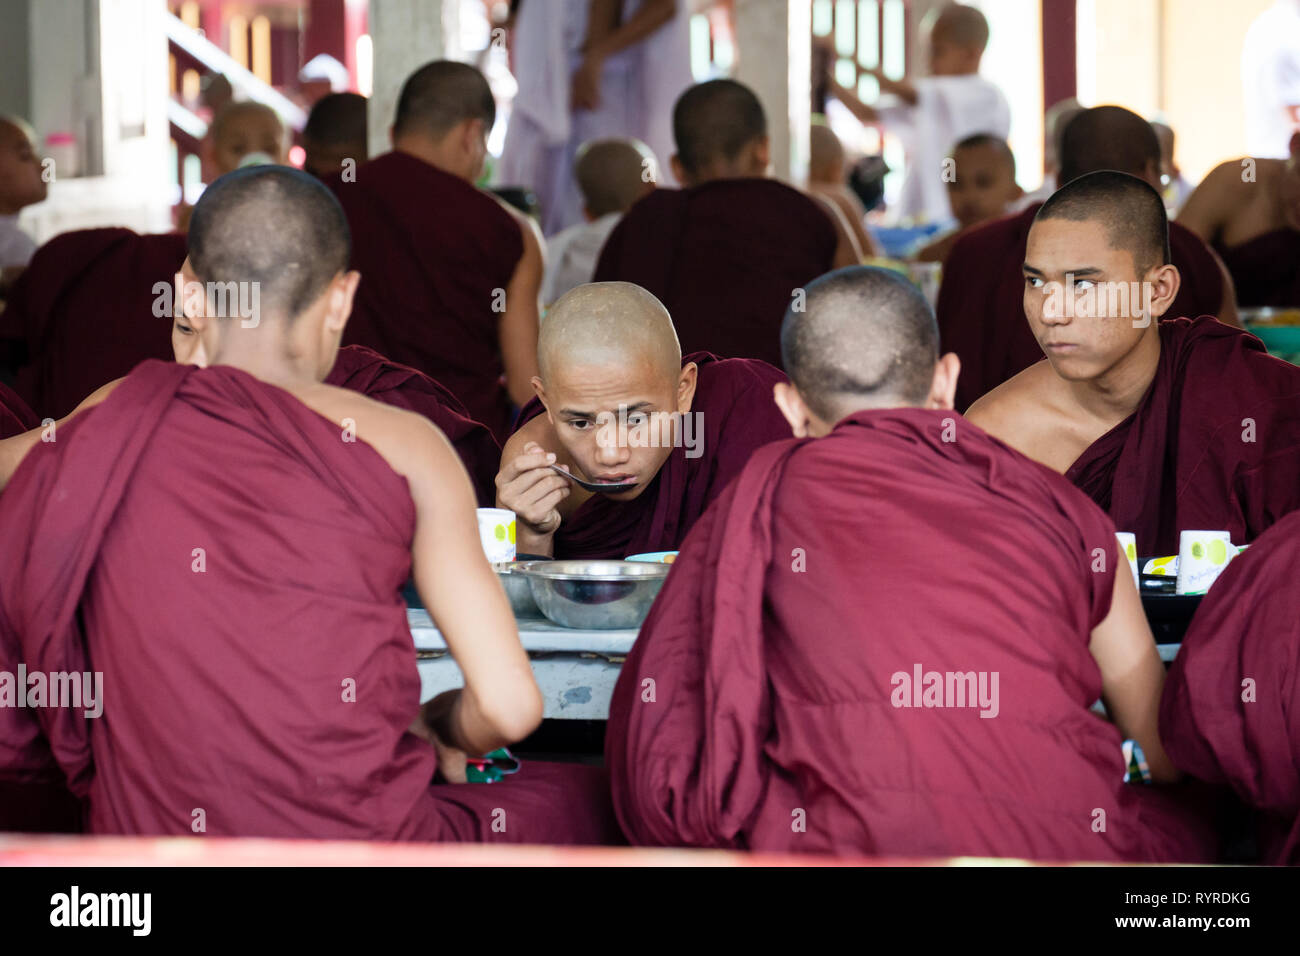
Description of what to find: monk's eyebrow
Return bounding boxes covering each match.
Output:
[1022,263,1045,276]
[558,401,655,418]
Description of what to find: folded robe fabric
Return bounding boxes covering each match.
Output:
[1160,509,1300,863]
[328,152,525,443]
[592,180,838,369]
[0,228,186,420]
[936,202,1227,411]
[0,361,616,843]
[326,344,501,506]
[1065,316,1300,556]
[607,407,1214,861]
[1214,228,1300,308]
[514,353,793,559]
[0,381,35,439]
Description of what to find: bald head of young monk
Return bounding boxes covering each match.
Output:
[1057,106,1162,190]
[947,133,1021,230]
[208,102,286,176]
[574,138,656,220]
[389,59,494,183]
[1020,170,1178,384]
[670,79,769,187]
[774,266,960,436]
[303,92,368,180]
[0,117,47,214]
[172,165,358,380]
[924,2,990,76]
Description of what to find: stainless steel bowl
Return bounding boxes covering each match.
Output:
[520,560,670,629]
[493,561,546,618]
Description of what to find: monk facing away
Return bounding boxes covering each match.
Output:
[606,265,1213,861]
[495,281,792,560]
[0,166,618,843]
[938,106,1238,411]
[302,91,368,180]
[328,60,543,443]
[807,123,879,260]
[1160,509,1300,863]
[967,171,1300,557]
[593,79,859,369]
[1177,130,1300,308]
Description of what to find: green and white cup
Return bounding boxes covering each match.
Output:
[1175,530,1235,595]
[476,508,516,563]
[1115,532,1139,588]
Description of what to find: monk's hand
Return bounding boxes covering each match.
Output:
[496,441,570,540]
[416,691,470,783]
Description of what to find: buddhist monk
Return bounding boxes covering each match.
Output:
[496,281,791,560]
[606,265,1213,861]
[1160,510,1300,863]
[1177,131,1300,308]
[0,228,186,419]
[938,106,1238,411]
[808,122,879,259]
[207,101,286,175]
[328,60,543,443]
[593,80,857,369]
[302,92,368,181]
[542,138,656,306]
[0,117,46,293]
[967,171,1300,557]
[0,166,618,843]
[915,133,1022,263]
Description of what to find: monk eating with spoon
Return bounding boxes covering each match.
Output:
[495,282,792,559]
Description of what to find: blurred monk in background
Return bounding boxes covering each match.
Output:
[329,60,543,443]
[915,133,1021,263]
[594,79,857,369]
[808,122,878,258]
[302,92,368,180]
[1177,131,1300,308]
[0,117,47,294]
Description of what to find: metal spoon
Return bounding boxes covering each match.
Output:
[549,463,638,494]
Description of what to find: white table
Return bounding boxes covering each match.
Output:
[408,609,637,720]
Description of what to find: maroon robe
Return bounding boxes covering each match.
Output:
[327,344,500,506]
[0,382,36,439]
[1214,228,1300,308]
[592,180,838,369]
[0,228,186,420]
[1160,509,1300,863]
[937,202,1226,411]
[328,152,525,442]
[607,408,1213,861]
[0,361,618,843]
[514,353,792,559]
[1065,316,1300,556]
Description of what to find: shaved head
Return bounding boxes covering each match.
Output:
[672,79,767,179]
[575,139,655,217]
[188,165,350,322]
[1044,97,1085,172]
[539,282,681,384]
[930,3,990,51]
[782,266,939,420]
[1035,170,1170,274]
[304,92,367,148]
[809,123,845,181]
[1058,106,1160,187]
[953,133,1015,176]
[392,60,495,141]
[0,116,47,211]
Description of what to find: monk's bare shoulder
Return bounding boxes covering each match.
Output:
[496,197,545,266]
[291,382,460,487]
[965,361,1061,457]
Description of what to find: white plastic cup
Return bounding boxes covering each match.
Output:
[1115,532,1139,588]
[1175,530,1235,595]
[476,508,516,563]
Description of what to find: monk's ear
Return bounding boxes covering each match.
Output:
[326,270,361,332]
[753,136,771,174]
[670,154,687,187]
[928,353,961,410]
[676,362,698,413]
[773,382,813,438]
[531,376,550,417]
[1144,262,1180,321]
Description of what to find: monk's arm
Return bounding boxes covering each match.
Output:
[500,210,543,408]
[1174,160,1240,242]
[405,418,543,752]
[827,78,879,124]
[1088,567,1180,784]
[810,192,865,267]
[583,0,676,60]
[495,417,575,557]
[0,377,121,490]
